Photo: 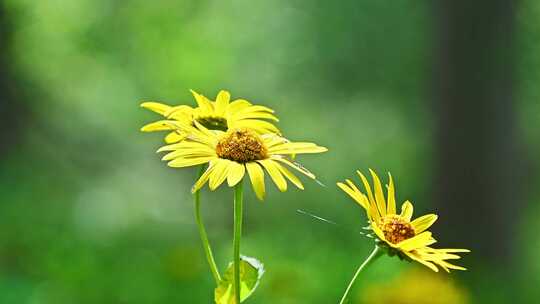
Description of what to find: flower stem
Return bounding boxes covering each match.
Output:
[193,165,221,285]
[233,181,244,304]
[338,246,383,304]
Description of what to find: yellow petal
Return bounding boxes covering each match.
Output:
[269,142,328,155]
[275,162,304,190]
[234,105,275,114]
[192,162,217,192]
[269,142,323,151]
[386,173,396,214]
[420,247,470,258]
[246,162,265,200]
[424,252,462,261]
[271,157,316,179]
[157,143,182,153]
[400,200,414,221]
[371,222,386,239]
[411,214,438,234]
[357,171,377,214]
[140,102,172,116]
[192,120,217,138]
[262,134,288,148]
[436,248,471,253]
[233,111,279,122]
[157,141,214,153]
[271,147,327,155]
[227,99,252,113]
[233,119,280,134]
[403,251,439,272]
[190,89,214,113]
[369,169,387,217]
[231,105,277,120]
[344,179,362,196]
[227,162,246,187]
[368,203,381,225]
[397,231,434,251]
[142,120,190,133]
[214,90,231,116]
[164,104,192,116]
[337,181,368,211]
[167,156,214,168]
[209,159,230,190]
[258,159,287,192]
[167,105,194,121]
[162,148,214,161]
[436,260,467,271]
[185,124,220,147]
[140,120,176,132]
[164,131,187,144]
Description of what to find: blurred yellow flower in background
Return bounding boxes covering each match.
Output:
[157,123,327,200]
[359,268,470,304]
[141,90,280,143]
[337,169,469,272]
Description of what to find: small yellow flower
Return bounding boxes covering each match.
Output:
[157,123,327,200]
[337,169,469,272]
[141,90,279,143]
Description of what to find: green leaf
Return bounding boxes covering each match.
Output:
[215,256,264,304]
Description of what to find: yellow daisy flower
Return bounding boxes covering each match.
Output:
[140,90,280,143]
[156,122,327,200]
[337,169,469,272]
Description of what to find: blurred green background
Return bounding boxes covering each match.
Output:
[1,0,538,303]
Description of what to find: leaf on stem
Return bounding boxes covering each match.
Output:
[215,256,265,304]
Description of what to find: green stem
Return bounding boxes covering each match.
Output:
[194,165,221,285]
[233,181,244,304]
[338,246,383,304]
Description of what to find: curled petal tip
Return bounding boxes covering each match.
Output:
[140,101,155,108]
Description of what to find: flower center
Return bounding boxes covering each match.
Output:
[379,215,415,244]
[216,129,268,163]
[195,116,228,131]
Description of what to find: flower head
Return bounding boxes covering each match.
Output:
[140,90,279,143]
[157,122,327,200]
[337,169,469,272]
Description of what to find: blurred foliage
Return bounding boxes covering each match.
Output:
[0,0,539,303]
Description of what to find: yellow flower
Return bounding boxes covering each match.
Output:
[337,169,469,272]
[157,123,327,200]
[360,268,470,304]
[140,90,280,143]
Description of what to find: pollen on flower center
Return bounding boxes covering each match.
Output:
[379,215,415,244]
[195,116,228,131]
[216,129,268,163]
